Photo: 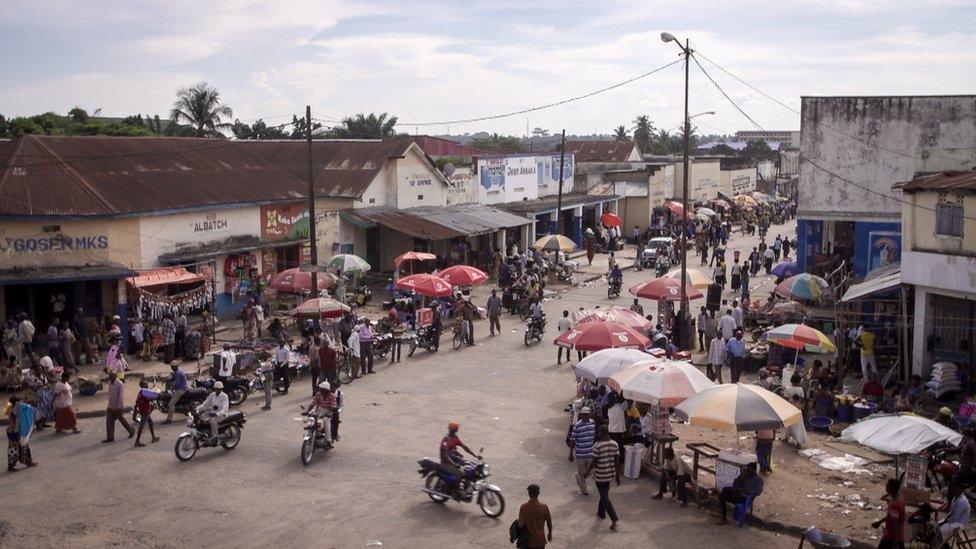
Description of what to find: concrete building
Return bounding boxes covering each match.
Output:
[672,158,722,203]
[795,95,976,279]
[895,170,976,375]
[735,130,800,149]
[603,164,674,231]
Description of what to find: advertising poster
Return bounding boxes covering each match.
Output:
[868,230,900,271]
[261,203,309,242]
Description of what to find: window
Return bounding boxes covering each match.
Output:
[368,198,376,204]
[417,194,424,200]
[937,202,964,237]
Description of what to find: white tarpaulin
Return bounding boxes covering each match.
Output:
[839,413,962,455]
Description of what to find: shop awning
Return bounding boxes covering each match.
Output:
[0,263,136,286]
[127,267,209,288]
[342,208,463,240]
[841,265,901,302]
[342,204,530,240]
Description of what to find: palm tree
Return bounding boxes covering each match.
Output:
[632,115,655,153]
[170,82,234,137]
[613,125,629,140]
[331,112,398,139]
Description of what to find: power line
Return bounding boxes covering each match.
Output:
[398,59,683,126]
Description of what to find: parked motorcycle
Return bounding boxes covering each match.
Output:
[195,376,250,406]
[417,451,505,518]
[407,325,439,356]
[372,331,393,360]
[524,316,546,347]
[556,262,577,285]
[299,406,335,466]
[607,276,622,299]
[152,386,209,418]
[174,410,246,461]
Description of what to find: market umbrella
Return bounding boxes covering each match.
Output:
[395,273,453,298]
[839,414,963,455]
[765,323,836,354]
[664,267,713,289]
[268,268,335,293]
[771,261,799,279]
[775,273,830,301]
[572,348,657,384]
[608,360,714,406]
[696,207,717,218]
[438,265,488,287]
[674,383,802,431]
[327,254,371,274]
[664,201,687,218]
[711,198,731,210]
[734,195,757,207]
[554,321,650,352]
[600,212,622,228]
[576,307,653,332]
[771,300,807,317]
[629,277,703,301]
[291,297,350,318]
[394,251,436,271]
[532,234,578,252]
[752,191,767,202]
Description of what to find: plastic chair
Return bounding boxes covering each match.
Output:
[734,495,755,527]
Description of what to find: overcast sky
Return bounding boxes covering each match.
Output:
[1,0,973,137]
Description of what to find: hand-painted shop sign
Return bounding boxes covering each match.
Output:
[261,203,309,242]
[1,235,108,253]
[193,213,229,233]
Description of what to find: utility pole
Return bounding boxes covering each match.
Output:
[555,129,566,264]
[680,38,691,317]
[306,105,318,295]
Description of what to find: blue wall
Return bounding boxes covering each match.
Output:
[853,221,900,278]
[795,219,822,273]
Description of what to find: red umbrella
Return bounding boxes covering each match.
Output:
[600,212,622,228]
[711,198,731,210]
[438,265,488,286]
[664,201,686,218]
[394,251,437,270]
[629,277,703,301]
[554,321,650,351]
[268,268,335,293]
[576,307,652,332]
[395,273,453,297]
[291,297,349,318]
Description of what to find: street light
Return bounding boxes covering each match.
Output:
[662,31,693,345]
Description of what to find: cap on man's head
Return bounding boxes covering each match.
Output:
[448,421,460,431]
[213,381,224,389]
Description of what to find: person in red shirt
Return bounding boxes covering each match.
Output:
[319,343,338,388]
[872,478,905,548]
[861,373,885,402]
[439,422,480,493]
[133,380,160,447]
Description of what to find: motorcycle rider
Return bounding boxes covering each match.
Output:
[609,264,623,293]
[655,251,668,276]
[440,422,481,495]
[195,381,229,442]
[308,382,338,443]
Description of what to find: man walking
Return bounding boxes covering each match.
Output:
[360,319,375,374]
[160,314,176,364]
[556,311,572,365]
[164,360,187,423]
[726,330,747,384]
[569,407,596,496]
[460,299,475,347]
[517,484,553,549]
[708,331,727,383]
[696,307,708,352]
[487,289,502,337]
[102,372,134,442]
[133,380,160,447]
[718,309,736,342]
[72,308,92,364]
[587,426,621,530]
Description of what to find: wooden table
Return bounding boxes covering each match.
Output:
[641,433,679,475]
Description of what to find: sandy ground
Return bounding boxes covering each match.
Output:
[0,220,856,549]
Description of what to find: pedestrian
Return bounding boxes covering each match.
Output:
[517,484,553,549]
[487,289,502,337]
[740,267,750,301]
[606,393,627,464]
[586,425,620,530]
[430,304,442,352]
[460,298,475,347]
[773,235,782,261]
[347,324,362,375]
[715,462,763,525]
[731,300,744,330]
[570,407,596,496]
[652,447,692,506]
[585,238,595,266]
[871,478,905,548]
[102,372,134,443]
[556,311,572,365]
[755,429,774,474]
[696,306,708,352]
[718,309,736,341]
[258,357,274,411]
[707,331,727,383]
[160,314,176,364]
[53,372,80,434]
[856,325,877,377]
[164,360,187,423]
[17,313,35,368]
[763,246,774,275]
[133,380,160,447]
[390,317,404,364]
[730,260,742,292]
[782,236,791,260]
[46,317,62,366]
[726,330,747,384]
[174,311,187,358]
[274,340,291,392]
[6,396,38,471]
[308,336,321,392]
[748,247,760,276]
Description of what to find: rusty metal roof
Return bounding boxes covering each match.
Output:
[0,135,420,217]
[893,170,976,192]
[564,140,639,163]
[342,204,530,240]
[342,208,464,240]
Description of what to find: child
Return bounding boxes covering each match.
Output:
[134,381,160,447]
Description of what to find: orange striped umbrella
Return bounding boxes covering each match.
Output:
[674,383,801,431]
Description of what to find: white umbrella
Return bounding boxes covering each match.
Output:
[327,254,371,274]
[696,207,717,217]
[607,360,714,406]
[572,348,656,384]
[839,413,963,455]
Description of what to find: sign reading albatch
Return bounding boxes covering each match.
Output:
[476,153,574,205]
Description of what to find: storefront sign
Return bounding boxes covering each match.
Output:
[868,231,900,271]
[193,212,229,233]
[261,203,309,242]
[1,234,108,254]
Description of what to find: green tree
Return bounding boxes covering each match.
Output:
[469,133,524,153]
[0,114,8,138]
[170,82,234,137]
[232,118,289,140]
[613,125,629,140]
[329,112,398,139]
[68,107,89,123]
[708,143,737,156]
[632,115,655,153]
[742,139,775,162]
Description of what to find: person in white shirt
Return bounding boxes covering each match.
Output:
[718,309,737,341]
[941,483,972,540]
[763,247,775,274]
[218,343,236,381]
[346,325,361,378]
[607,394,627,453]
[708,335,727,383]
[196,381,230,440]
[273,340,291,393]
[557,310,573,365]
[254,304,265,337]
[731,300,744,330]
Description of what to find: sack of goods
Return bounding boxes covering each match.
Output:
[925,362,961,399]
[622,444,644,479]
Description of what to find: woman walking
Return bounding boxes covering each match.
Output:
[7,396,38,471]
[53,373,80,434]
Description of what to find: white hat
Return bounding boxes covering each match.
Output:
[213,381,224,389]
[318,381,331,391]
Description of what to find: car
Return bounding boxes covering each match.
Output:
[640,237,675,267]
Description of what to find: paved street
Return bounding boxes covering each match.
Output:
[2,227,798,549]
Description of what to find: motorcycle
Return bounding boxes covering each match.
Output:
[152,386,209,419]
[655,257,671,278]
[557,262,577,285]
[607,276,622,299]
[194,376,250,406]
[418,450,506,518]
[373,331,393,360]
[524,316,546,346]
[174,410,246,461]
[408,325,440,356]
[272,360,308,394]
[299,406,335,466]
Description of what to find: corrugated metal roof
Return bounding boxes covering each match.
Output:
[893,170,976,192]
[342,208,463,240]
[498,193,619,214]
[342,204,530,241]
[564,140,639,162]
[0,263,136,285]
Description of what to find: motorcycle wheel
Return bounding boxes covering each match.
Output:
[518,308,529,321]
[425,473,448,503]
[228,387,247,406]
[175,434,198,461]
[524,330,532,347]
[408,338,418,357]
[221,425,242,450]
[301,437,315,466]
[452,333,463,350]
[478,488,506,518]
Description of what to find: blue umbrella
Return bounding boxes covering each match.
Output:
[771,261,798,278]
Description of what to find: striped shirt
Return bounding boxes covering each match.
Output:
[571,419,596,459]
[591,440,619,483]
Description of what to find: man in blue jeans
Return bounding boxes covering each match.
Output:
[725,330,747,384]
[586,425,621,530]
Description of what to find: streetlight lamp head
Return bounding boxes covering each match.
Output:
[660,32,676,43]
[704,111,716,115]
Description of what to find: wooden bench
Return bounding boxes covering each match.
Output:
[686,442,722,508]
